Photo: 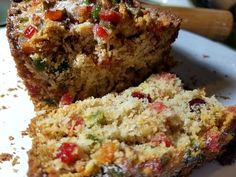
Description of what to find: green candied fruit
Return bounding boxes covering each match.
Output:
[112,0,120,4]
[43,98,57,106]
[92,4,101,21]
[33,59,47,72]
[86,110,104,125]
[82,0,91,5]
[20,17,29,23]
[86,134,101,142]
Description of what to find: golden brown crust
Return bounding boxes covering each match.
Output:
[7,0,181,111]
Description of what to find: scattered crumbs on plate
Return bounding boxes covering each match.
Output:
[0,94,5,98]
[0,153,13,163]
[21,147,25,150]
[13,169,18,173]
[9,136,15,141]
[216,95,231,100]
[17,85,23,90]
[10,142,15,146]
[202,54,210,59]
[0,106,8,110]
[12,156,20,166]
[7,88,18,92]
[21,130,29,137]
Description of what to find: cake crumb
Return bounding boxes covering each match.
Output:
[203,54,209,59]
[21,130,29,136]
[216,95,230,100]
[21,147,25,150]
[7,88,18,92]
[13,169,18,173]
[0,153,13,163]
[12,156,20,166]
[9,136,15,141]
[0,106,7,110]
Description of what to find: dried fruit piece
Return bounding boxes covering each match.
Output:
[95,142,116,164]
[189,98,206,112]
[68,115,84,130]
[131,91,151,102]
[93,24,108,40]
[149,101,167,111]
[151,133,172,147]
[99,10,121,25]
[139,159,161,175]
[205,130,220,153]
[56,142,78,164]
[24,25,38,39]
[92,4,101,21]
[60,93,73,105]
[45,10,64,21]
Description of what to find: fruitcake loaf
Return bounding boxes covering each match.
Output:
[28,73,236,177]
[7,0,180,109]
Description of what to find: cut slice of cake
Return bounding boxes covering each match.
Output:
[28,73,236,177]
[7,0,180,109]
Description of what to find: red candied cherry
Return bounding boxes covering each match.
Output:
[189,98,206,112]
[139,159,161,175]
[68,115,84,130]
[24,25,38,39]
[149,101,167,112]
[56,142,78,164]
[93,24,108,40]
[60,93,73,105]
[25,82,41,96]
[205,130,220,153]
[156,72,176,80]
[99,10,121,25]
[45,10,65,21]
[151,133,172,147]
[131,91,152,102]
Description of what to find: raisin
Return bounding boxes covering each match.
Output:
[131,91,152,102]
[189,98,206,112]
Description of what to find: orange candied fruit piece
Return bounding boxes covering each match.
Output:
[95,142,116,164]
[45,10,65,21]
[32,0,42,6]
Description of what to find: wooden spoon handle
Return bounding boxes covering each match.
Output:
[142,4,234,41]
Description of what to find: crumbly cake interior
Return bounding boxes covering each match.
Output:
[7,0,180,108]
[28,73,236,177]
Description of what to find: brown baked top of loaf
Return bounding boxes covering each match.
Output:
[7,0,181,110]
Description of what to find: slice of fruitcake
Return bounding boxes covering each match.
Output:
[7,0,181,109]
[28,73,236,177]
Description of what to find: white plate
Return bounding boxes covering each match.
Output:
[0,27,236,177]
